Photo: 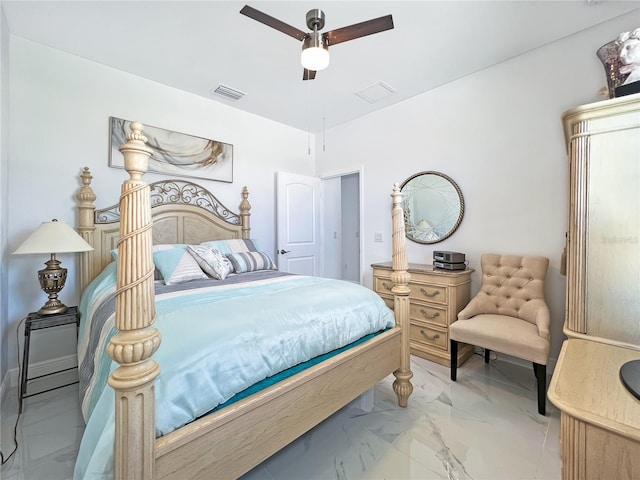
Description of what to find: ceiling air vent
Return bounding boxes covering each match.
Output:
[354,81,396,103]
[211,84,246,101]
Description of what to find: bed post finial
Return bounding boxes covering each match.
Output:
[77,167,97,291]
[108,122,160,480]
[240,186,251,239]
[390,182,413,407]
[119,121,153,181]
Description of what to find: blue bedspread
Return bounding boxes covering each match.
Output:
[74,263,394,479]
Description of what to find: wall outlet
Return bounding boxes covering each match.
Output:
[374,232,383,243]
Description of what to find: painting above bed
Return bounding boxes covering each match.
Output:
[109,117,233,183]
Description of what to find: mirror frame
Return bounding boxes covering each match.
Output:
[400,171,465,245]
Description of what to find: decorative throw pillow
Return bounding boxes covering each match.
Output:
[152,244,208,285]
[200,238,260,255]
[226,251,276,274]
[187,245,233,280]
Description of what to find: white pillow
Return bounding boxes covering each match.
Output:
[187,245,233,280]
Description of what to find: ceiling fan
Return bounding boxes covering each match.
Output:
[240,5,394,80]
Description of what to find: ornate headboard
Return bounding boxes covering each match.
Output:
[75,167,251,291]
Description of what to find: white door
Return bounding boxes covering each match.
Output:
[276,172,322,275]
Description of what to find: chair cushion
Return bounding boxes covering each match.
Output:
[450,314,550,365]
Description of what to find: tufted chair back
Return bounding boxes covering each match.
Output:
[450,253,551,415]
[458,253,550,340]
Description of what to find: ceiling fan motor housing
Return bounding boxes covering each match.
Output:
[306,9,325,31]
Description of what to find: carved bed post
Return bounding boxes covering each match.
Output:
[76,167,97,292]
[391,183,413,407]
[107,122,161,480]
[240,186,251,239]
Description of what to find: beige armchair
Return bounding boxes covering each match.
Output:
[449,254,550,415]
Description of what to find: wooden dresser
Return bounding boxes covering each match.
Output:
[549,94,640,479]
[548,340,640,479]
[371,262,474,367]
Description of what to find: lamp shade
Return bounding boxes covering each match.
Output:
[13,219,93,255]
[301,32,329,71]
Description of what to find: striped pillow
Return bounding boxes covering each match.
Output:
[226,251,276,273]
[153,244,208,285]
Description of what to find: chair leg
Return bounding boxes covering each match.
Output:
[534,363,546,415]
[450,340,458,381]
[484,348,491,363]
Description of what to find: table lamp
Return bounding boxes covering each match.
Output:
[13,219,94,315]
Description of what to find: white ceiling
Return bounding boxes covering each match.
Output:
[3,1,639,133]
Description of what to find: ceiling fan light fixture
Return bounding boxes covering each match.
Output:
[301,32,329,71]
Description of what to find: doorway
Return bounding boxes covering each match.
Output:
[322,171,361,283]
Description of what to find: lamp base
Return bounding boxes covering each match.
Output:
[37,256,68,316]
[38,301,68,316]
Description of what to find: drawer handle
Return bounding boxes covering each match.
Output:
[420,330,440,341]
[420,309,440,319]
[420,288,439,298]
[382,282,393,291]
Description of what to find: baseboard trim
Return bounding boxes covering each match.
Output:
[493,352,557,376]
[4,354,78,389]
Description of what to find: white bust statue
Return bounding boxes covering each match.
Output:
[618,28,640,86]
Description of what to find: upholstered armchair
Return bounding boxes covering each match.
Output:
[449,254,550,415]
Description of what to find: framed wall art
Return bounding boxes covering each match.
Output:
[109,117,233,183]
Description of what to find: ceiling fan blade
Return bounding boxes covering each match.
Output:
[324,14,394,46]
[303,69,317,81]
[240,5,307,41]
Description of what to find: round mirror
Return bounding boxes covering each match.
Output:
[400,171,464,244]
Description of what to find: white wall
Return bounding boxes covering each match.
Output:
[5,37,313,376]
[0,8,10,389]
[315,12,639,366]
[341,173,360,282]
[322,177,342,279]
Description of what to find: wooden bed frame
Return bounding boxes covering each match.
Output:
[75,122,413,480]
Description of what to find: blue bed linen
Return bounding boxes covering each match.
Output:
[74,264,394,480]
[210,330,382,413]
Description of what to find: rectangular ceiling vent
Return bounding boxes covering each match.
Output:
[211,84,246,101]
[354,81,396,104]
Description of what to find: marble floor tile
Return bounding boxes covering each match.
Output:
[1,381,84,480]
[1,354,561,480]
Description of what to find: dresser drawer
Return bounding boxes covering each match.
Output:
[409,283,447,305]
[409,303,447,327]
[410,323,448,351]
[373,275,395,296]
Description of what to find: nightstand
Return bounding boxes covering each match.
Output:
[19,306,81,413]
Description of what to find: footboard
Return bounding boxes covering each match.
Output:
[155,330,401,479]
